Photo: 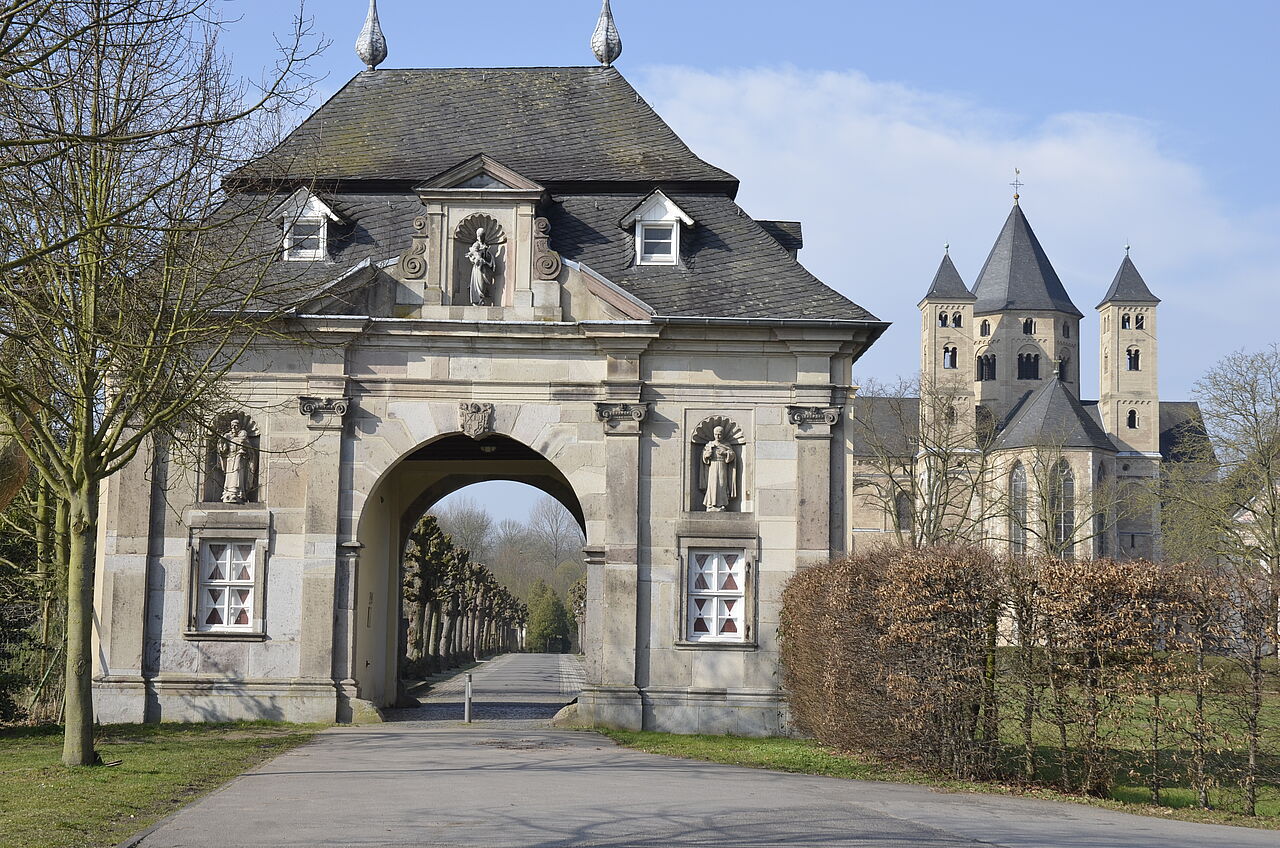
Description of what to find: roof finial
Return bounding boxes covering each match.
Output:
[1124,242,1131,256]
[356,0,387,71]
[943,241,950,255]
[591,0,623,67]
[1010,167,1023,205]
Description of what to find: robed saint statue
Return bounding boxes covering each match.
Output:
[699,425,737,511]
[466,228,497,306]
[218,419,254,504]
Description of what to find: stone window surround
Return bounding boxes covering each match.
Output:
[182,509,271,642]
[674,520,759,651]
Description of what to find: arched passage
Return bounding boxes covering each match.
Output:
[351,432,591,709]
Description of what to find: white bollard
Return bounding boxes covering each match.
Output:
[464,672,473,723]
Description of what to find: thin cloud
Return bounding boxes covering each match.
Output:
[637,66,1279,401]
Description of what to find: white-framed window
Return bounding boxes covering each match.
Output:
[196,541,257,632]
[272,188,340,263]
[283,219,326,261]
[638,221,677,265]
[686,549,747,642]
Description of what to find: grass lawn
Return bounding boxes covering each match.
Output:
[600,729,1280,831]
[0,721,322,848]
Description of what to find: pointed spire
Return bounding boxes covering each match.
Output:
[1097,253,1161,308]
[971,204,1083,318]
[920,252,975,305]
[356,0,387,71]
[591,0,623,67]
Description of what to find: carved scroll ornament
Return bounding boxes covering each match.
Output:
[533,217,563,281]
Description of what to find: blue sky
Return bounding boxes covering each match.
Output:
[224,1,1279,521]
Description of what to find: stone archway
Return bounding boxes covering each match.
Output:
[347,428,597,711]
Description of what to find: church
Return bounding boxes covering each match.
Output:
[89,1,1198,735]
[847,198,1203,560]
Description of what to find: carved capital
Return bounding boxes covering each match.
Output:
[595,401,648,433]
[299,396,350,430]
[458,402,494,439]
[787,405,841,426]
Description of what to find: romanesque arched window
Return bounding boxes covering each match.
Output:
[952,312,963,328]
[1135,315,1145,330]
[1051,460,1075,558]
[977,354,996,381]
[894,490,914,534]
[1121,314,1131,330]
[1023,318,1035,335]
[939,312,949,327]
[1127,409,1139,429]
[1127,348,1141,371]
[1017,352,1040,380]
[942,346,957,369]
[1063,322,1071,338]
[1058,354,1070,381]
[980,319,990,337]
[1009,463,1027,555]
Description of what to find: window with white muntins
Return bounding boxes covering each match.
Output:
[284,219,326,261]
[638,222,676,264]
[686,549,747,642]
[196,541,256,631]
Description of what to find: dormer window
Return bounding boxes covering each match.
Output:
[639,222,677,265]
[272,188,341,263]
[621,189,694,267]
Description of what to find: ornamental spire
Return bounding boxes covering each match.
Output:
[356,0,388,71]
[591,0,622,67]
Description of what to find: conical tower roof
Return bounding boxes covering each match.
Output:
[995,377,1114,451]
[972,205,1082,318]
[918,253,975,305]
[1097,254,1160,308]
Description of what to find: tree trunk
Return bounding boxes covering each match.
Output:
[61,484,99,767]
[425,602,441,674]
[438,601,456,668]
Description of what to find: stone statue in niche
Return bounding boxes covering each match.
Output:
[206,414,259,504]
[454,214,506,306]
[466,228,496,306]
[691,416,746,512]
[700,426,737,511]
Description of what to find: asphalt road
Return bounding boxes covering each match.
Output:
[127,653,1274,847]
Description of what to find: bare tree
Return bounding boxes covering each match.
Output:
[434,495,494,563]
[848,376,1004,548]
[528,495,582,570]
[1162,344,1280,653]
[0,1,319,765]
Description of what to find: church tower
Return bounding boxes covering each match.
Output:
[970,203,1083,424]
[1097,253,1160,454]
[919,252,977,436]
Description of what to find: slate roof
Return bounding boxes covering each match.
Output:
[995,378,1115,451]
[757,221,803,253]
[547,193,879,320]
[216,67,884,325]
[1159,401,1210,462]
[971,205,1083,318]
[236,67,737,188]
[847,396,920,457]
[920,253,975,303]
[1097,255,1161,308]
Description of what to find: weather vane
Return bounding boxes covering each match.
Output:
[1010,168,1024,204]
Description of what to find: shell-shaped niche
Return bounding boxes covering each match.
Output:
[691,415,745,445]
